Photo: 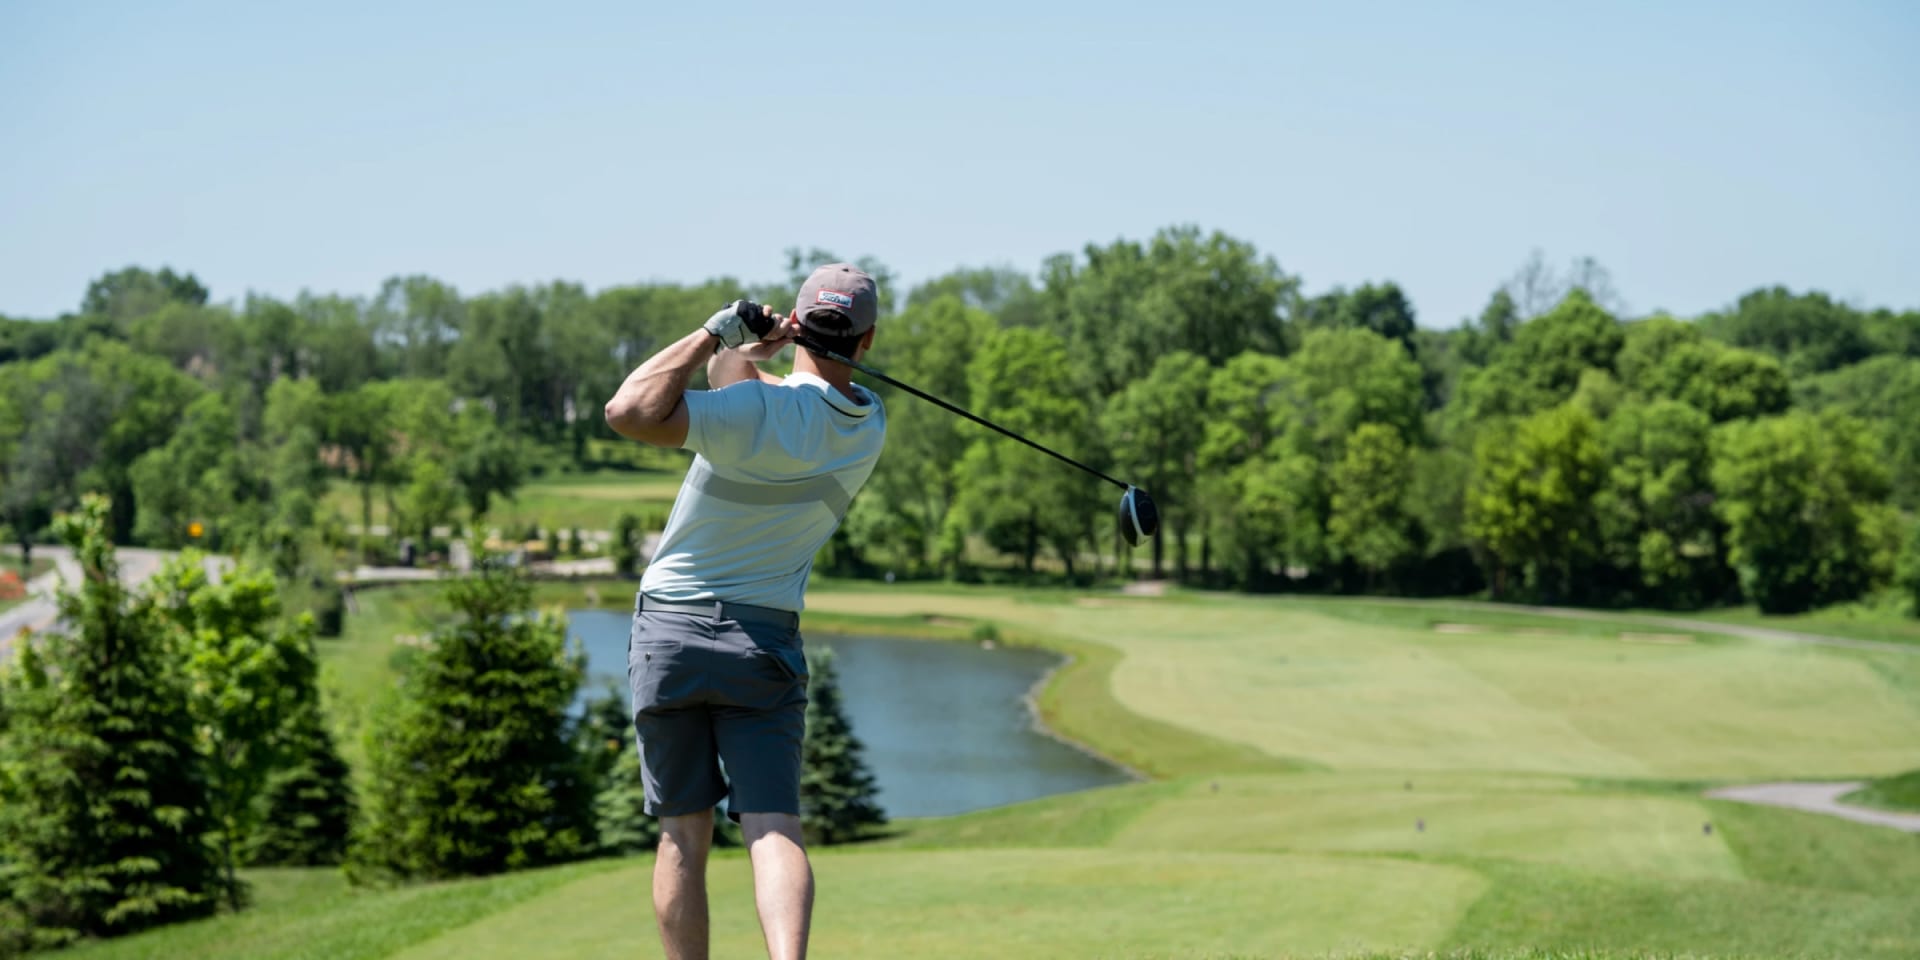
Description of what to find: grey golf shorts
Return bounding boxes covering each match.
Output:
[627,598,810,820]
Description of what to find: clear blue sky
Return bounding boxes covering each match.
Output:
[3,0,1915,326]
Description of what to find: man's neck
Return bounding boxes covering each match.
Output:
[793,350,866,404]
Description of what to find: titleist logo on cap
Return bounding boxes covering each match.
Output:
[817,290,855,309]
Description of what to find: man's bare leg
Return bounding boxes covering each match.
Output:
[740,813,813,960]
[655,809,715,960]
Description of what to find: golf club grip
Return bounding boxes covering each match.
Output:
[791,335,1132,491]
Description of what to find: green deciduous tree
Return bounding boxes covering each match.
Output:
[1798,356,1920,511]
[400,459,460,544]
[799,647,884,845]
[1701,286,1873,374]
[350,560,594,880]
[1616,316,1788,422]
[131,392,244,548]
[1215,328,1423,582]
[1465,403,1606,600]
[298,294,379,394]
[1277,328,1425,458]
[81,265,208,330]
[1463,290,1624,420]
[1040,226,1294,395]
[1,341,202,543]
[0,496,221,951]
[1327,423,1413,585]
[452,408,528,523]
[906,266,1042,327]
[953,327,1101,577]
[369,275,464,380]
[1103,351,1210,580]
[1299,282,1418,350]
[1594,400,1726,607]
[1458,289,1520,367]
[1710,411,1891,614]
[147,556,324,908]
[840,295,997,576]
[1898,520,1920,619]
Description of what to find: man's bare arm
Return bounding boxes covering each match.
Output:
[709,312,801,389]
[708,346,783,390]
[603,330,716,448]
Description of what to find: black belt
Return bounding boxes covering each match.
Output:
[637,594,799,630]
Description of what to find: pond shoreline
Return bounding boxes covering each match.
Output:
[566,607,1135,817]
[811,632,1150,788]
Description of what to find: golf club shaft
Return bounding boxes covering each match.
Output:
[792,335,1132,491]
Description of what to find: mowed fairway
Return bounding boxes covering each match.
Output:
[804,589,1920,779]
[69,583,1920,959]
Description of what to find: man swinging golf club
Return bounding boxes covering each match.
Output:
[603,263,885,960]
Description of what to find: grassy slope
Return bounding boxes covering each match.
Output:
[1843,769,1920,813]
[85,580,1920,959]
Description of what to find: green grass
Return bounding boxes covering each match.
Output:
[320,585,444,780]
[1842,769,1920,813]
[324,467,689,537]
[88,580,1920,959]
[62,861,623,960]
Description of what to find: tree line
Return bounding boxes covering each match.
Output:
[3,234,1919,617]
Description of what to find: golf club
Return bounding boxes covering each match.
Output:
[790,333,1160,547]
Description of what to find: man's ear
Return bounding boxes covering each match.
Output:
[859,327,876,352]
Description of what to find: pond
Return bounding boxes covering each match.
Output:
[566,610,1131,818]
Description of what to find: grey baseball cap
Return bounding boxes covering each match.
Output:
[793,263,879,338]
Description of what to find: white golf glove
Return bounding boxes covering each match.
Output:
[702,300,776,349]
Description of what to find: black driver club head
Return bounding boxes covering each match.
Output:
[1118,486,1160,547]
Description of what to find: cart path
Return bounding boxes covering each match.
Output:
[2,547,226,657]
[1706,781,1920,833]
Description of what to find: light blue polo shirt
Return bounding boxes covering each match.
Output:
[638,371,886,612]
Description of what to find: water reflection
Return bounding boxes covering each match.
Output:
[566,610,1129,817]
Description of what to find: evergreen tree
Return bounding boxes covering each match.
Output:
[594,749,660,855]
[349,558,595,880]
[245,701,356,867]
[0,495,221,952]
[799,647,885,845]
[611,512,642,576]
